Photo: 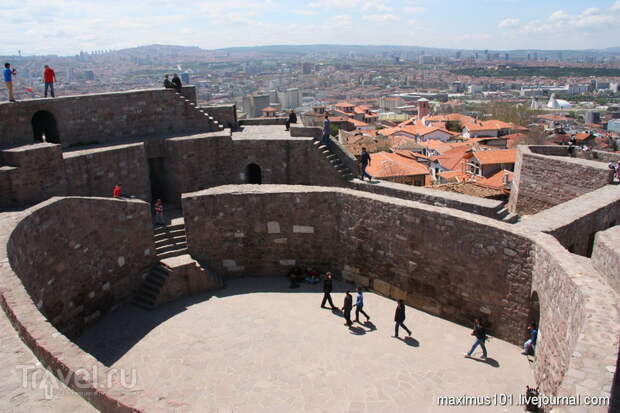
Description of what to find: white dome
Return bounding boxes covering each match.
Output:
[547,94,572,110]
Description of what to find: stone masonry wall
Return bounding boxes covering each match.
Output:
[183,185,533,344]
[64,143,151,201]
[202,104,238,130]
[509,146,614,215]
[518,185,620,257]
[591,225,620,294]
[6,197,156,337]
[530,233,619,410]
[0,86,214,148]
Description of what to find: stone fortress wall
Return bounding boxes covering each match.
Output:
[183,185,534,344]
[0,89,618,412]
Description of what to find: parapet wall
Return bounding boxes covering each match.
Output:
[6,197,155,336]
[517,185,620,257]
[183,185,533,344]
[531,233,619,408]
[0,86,217,148]
[591,225,620,294]
[509,146,614,215]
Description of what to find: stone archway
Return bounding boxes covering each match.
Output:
[32,110,60,144]
[245,163,262,184]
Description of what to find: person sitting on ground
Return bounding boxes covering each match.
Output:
[163,74,174,89]
[113,183,122,198]
[171,73,182,91]
[305,267,320,284]
[522,322,538,356]
[288,266,303,288]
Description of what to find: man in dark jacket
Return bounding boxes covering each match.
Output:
[342,291,353,326]
[163,74,174,88]
[394,299,412,338]
[321,272,337,309]
[360,147,373,182]
[285,110,297,131]
[171,73,182,92]
[465,318,487,359]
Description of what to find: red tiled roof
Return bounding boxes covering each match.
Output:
[473,149,517,165]
[365,152,429,178]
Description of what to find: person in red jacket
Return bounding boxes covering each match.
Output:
[113,184,122,198]
[43,65,56,98]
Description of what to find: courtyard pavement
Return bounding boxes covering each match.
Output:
[76,277,534,413]
[233,125,296,140]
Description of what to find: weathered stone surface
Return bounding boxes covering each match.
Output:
[591,225,620,294]
[155,254,222,306]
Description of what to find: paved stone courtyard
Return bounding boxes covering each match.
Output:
[76,277,534,413]
[234,125,294,139]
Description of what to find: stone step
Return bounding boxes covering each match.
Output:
[131,295,155,310]
[154,226,185,236]
[156,242,188,254]
[496,207,510,218]
[157,247,189,259]
[155,235,187,246]
[503,213,519,224]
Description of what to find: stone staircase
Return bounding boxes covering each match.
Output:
[132,263,171,310]
[313,140,355,181]
[495,203,519,223]
[174,91,225,132]
[155,218,188,259]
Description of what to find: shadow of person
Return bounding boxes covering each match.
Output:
[348,326,366,335]
[363,320,377,331]
[471,357,500,368]
[331,308,343,317]
[395,336,419,347]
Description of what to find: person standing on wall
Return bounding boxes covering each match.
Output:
[354,287,370,323]
[321,114,331,145]
[394,299,412,338]
[43,65,56,98]
[154,199,165,226]
[359,147,373,182]
[3,63,17,102]
[171,73,182,92]
[321,272,337,310]
[342,290,353,327]
[465,318,487,359]
[285,110,297,131]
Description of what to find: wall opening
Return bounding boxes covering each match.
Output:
[586,232,596,257]
[245,163,262,184]
[32,111,60,144]
[148,157,167,202]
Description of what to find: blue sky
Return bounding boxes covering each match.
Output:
[1,0,620,55]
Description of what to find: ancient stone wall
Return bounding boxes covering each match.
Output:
[518,185,620,256]
[64,143,151,201]
[0,143,67,207]
[183,185,533,344]
[202,104,238,130]
[530,233,619,408]
[591,225,620,294]
[0,87,216,148]
[6,197,156,337]
[240,118,288,125]
[509,146,614,215]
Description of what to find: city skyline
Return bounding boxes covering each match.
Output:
[1,0,620,56]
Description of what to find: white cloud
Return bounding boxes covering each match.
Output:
[329,14,353,26]
[549,10,570,21]
[362,1,391,11]
[611,1,620,12]
[362,14,399,22]
[582,7,600,16]
[498,18,520,28]
[308,0,359,9]
[403,6,426,14]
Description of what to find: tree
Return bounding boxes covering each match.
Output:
[445,120,462,133]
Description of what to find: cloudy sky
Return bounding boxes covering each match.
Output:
[1,0,620,55]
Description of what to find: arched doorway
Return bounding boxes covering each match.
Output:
[32,111,60,144]
[245,164,262,184]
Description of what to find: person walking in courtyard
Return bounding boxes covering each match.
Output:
[163,74,174,89]
[522,322,538,356]
[321,114,331,145]
[113,183,122,198]
[359,147,373,182]
[354,287,370,323]
[394,299,412,338]
[465,318,487,359]
[154,199,165,226]
[43,65,56,98]
[321,272,337,309]
[342,290,353,326]
[171,73,182,92]
[3,63,17,102]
